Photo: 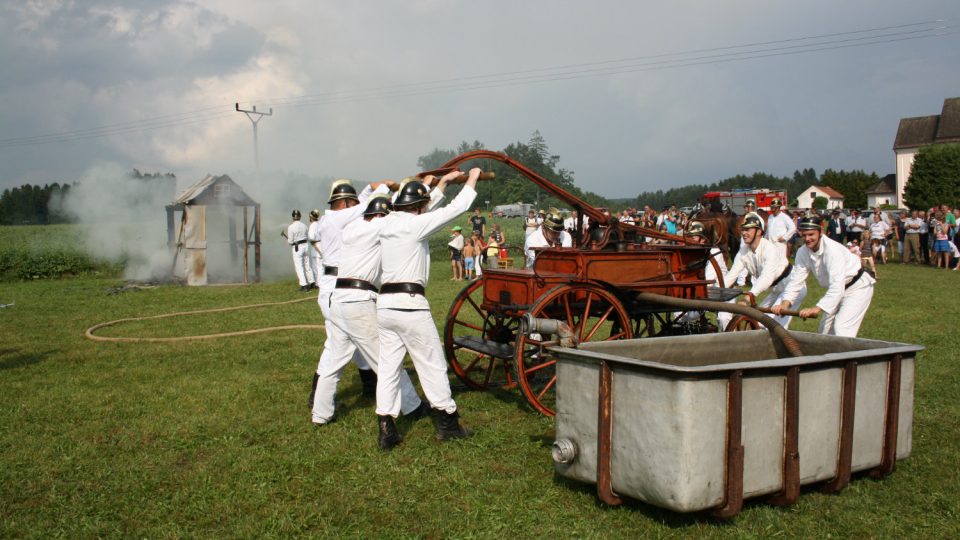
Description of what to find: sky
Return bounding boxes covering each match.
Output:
[1,0,959,201]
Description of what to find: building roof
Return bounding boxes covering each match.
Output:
[815,185,845,199]
[171,174,258,207]
[893,97,960,150]
[865,174,897,195]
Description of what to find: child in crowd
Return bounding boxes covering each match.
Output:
[462,237,476,280]
[849,238,876,276]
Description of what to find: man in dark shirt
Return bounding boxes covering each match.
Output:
[469,208,486,238]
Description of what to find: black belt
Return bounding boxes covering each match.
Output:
[323,265,338,276]
[335,278,377,292]
[845,267,866,289]
[379,282,426,296]
[770,263,793,288]
[292,239,308,245]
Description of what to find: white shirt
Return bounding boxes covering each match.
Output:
[781,235,874,314]
[333,217,387,303]
[524,217,539,234]
[523,227,572,268]
[287,221,308,244]
[378,185,478,310]
[869,221,890,240]
[846,215,866,232]
[765,211,796,244]
[318,184,384,292]
[704,247,727,286]
[723,237,789,297]
[904,217,922,233]
[307,220,322,253]
[448,233,464,250]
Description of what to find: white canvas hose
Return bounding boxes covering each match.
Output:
[84,297,322,343]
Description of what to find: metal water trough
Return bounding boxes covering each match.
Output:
[551,330,922,517]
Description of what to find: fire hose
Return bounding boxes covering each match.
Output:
[84,297,322,343]
[633,291,805,358]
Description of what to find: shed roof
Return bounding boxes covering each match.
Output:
[893,97,960,150]
[171,174,258,207]
[865,174,897,195]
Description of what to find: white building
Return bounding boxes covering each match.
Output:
[865,175,897,209]
[893,97,960,208]
[796,185,844,209]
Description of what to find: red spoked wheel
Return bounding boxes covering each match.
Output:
[725,314,762,331]
[514,284,632,416]
[443,278,517,390]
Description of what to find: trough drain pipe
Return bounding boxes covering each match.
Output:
[633,292,804,358]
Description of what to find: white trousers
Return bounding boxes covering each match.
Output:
[819,279,874,337]
[309,247,322,286]
[317,291,370,370]
[291,245,313,286]
[377,308,456,417]
[311,299,422,423]
[758,280,806,329]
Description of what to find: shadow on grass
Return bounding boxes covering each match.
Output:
[0,348,54,371]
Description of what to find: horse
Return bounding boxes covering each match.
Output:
[686,202,740,254]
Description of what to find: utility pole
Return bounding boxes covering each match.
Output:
[235,103,273,195]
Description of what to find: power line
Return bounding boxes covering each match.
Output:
[0,21,951,149]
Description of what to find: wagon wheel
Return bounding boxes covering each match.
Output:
[725,314,762,332]
[515,284,632,416]
[443,278,516,390]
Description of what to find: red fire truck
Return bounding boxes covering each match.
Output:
[701,188,788,211]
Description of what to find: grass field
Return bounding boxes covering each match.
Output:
[1,227,959,538]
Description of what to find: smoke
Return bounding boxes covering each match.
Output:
[59,161,337,284]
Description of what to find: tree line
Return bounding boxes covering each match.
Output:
[0,183,72,225]
[0,170,175,225]
[417,131,898,212]
[633,168,886,211]
[416,131,609,212]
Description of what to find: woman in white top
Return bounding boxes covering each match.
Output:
[868,214,890,264]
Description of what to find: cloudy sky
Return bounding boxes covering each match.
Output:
[1,0,958,199]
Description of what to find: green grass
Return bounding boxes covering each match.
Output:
[0,224,121,279]
[0,232,958,537]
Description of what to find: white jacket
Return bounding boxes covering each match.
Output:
[781,235,875,314]
[723,237,789,297]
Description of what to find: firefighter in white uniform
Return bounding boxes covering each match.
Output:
[308,180,388,409]
[684,221,732,331]
[375,168,480,450]
[523,208,572,268]
[310,195,429,426]
[724,213,806,328]
[307,209,322,290]
[287,210,314,291]
[772,215,875,337]
[764,197,796,259]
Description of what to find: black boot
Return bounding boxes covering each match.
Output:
[358,368,377,398]
[404,399,431,421]
[432,409,474,441]
[307,373,320,409]
[378,415,402,451]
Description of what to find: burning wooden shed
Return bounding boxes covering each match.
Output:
[166,174,261,285]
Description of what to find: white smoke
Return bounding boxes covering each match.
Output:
[60,161,337,283]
